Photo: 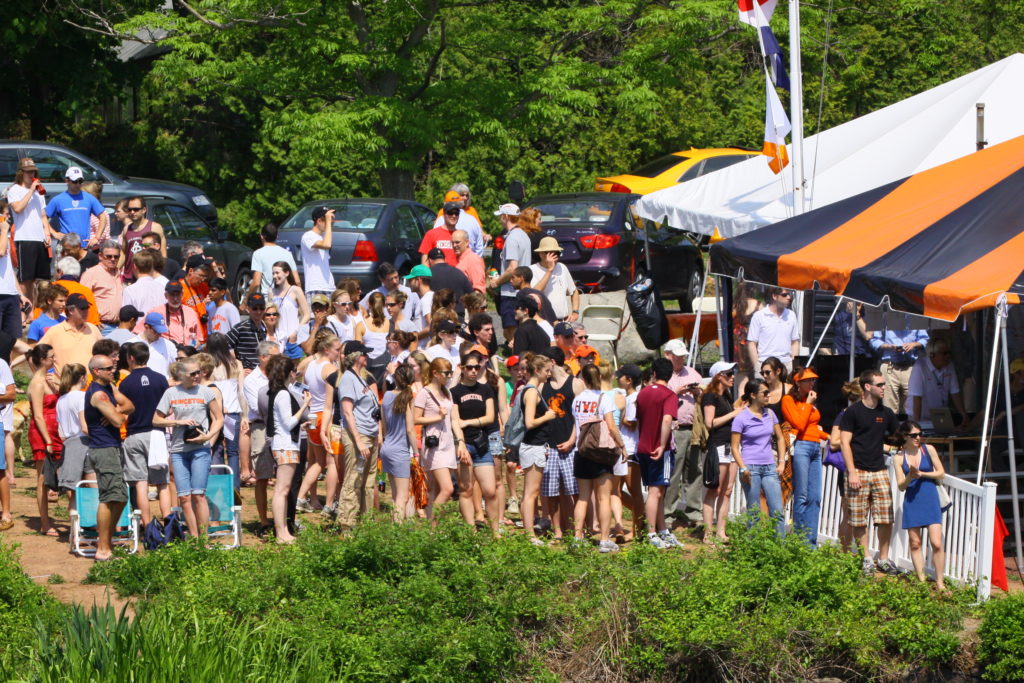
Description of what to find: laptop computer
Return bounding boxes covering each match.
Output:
[930,407,956,434]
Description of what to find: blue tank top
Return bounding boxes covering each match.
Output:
[84,382,120,449]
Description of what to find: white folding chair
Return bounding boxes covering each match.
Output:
[580,302,627,368]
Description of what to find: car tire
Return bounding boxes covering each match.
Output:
[233,263,252,305]
[677,264,704,313]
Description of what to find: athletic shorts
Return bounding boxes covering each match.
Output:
[637,450,675,488]
[88,446,128,505]
[845,469,893,526]
[498,296,518,329]
[15,240,51,282]
[519,443,548,469]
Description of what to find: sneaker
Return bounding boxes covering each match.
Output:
[506,497,521,516]
[658,530,683,548]
[534,518,552,534]
[529,537,545,547]
[861,557,875,576]
[876,559,906,576]
[319,503,337,520]
[296,498,314,513]
[599,539,620,554]
[647,532,669,549]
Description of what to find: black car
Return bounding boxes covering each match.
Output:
[502,192,703,311]
[0,140,218,226]
[105,198,252,301]
[276,198,434,291]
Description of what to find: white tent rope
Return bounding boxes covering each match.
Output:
[976,307,1004,485]
[996,297,1023,569]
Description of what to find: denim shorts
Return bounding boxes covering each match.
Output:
[171,448,212,496]
[466,441,495,467]
[488,432,505,460]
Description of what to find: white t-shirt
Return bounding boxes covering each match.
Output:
[908,357,961,428]
[251,244,298,296]
[619,391,639,455]
[747,306,800,363]
[418,290,434,328]
[425,343,461,367]
[529,262,576,320]
[433,210,485,256]
[499,228,531,297]
[300,230,334,293]
[7,184,47,242]
[537,319,554,343]
[129,334,175,377]
[0,360,14,432]
[0,240,18,296]
[105,327,136,346]
[57,390,86,439]
[243,367,268,421]
[123,275,170,314]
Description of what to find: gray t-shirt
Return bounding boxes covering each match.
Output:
[156,384,217,453]
[338,370,379,436]
[499,227,531,297]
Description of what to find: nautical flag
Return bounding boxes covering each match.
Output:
[756,5,790,90]
[738,0,777,26]
[763,75,791,174]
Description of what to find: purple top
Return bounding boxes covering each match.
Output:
[731,407,778,465]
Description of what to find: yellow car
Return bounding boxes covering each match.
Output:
[594,147,758,195]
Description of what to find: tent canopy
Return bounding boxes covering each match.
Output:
[708,135,1024,321]
[636,54,1024,239]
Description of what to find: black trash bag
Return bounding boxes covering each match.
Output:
[626,273,669,350]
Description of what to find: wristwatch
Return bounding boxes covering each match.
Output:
[739,467,748,474]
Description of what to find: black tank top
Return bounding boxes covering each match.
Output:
[521,384,550,446]
[542,374,575,445]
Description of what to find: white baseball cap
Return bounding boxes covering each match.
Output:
[708,361,737,377]
[663,338,689,357]
[65,166,85,182]
[494,203,520,216]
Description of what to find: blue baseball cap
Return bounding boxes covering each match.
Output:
[144,312,168,334]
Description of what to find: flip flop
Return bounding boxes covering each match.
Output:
[0,519,14,531]
[42,528,59,537]
[93,554,114,562]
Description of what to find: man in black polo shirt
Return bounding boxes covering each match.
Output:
[426,248,472,315]
[840,369,901,576]
[226,293,269,371]
[512,296,549,354]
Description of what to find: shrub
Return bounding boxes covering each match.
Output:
[0,542,66,672]
[978,591,1024,681]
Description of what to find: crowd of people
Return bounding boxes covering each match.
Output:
[0,163,958,585]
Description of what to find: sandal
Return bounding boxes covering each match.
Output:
[0,519,13,531]
[42,527,59,537]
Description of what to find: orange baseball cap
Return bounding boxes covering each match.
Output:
[444,190,461,202]
[467,344,490,357]
[574,344,600,359]
[794,368,819,381]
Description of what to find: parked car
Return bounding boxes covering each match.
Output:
[0,140,217,226]
[594,147,758,195]
[275,198,434,291]
[496,192,703,310]
[105,198,251,302]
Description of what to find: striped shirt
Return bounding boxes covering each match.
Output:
[225,318,267,369]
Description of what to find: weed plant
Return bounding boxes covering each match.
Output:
[0,543,65,671]
[977,590,1024,681]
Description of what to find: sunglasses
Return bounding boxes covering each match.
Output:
[873,382,886,387]
[440,370,454,376]
[95,365,114,372]
[127,206,144,212]
[101,253,119,260]
[250,307,266,312]
[721,371,735,377]
[907,432,922,439]
[264,312,279,318]
[336,301,353,307]
[386,302,399,307]
[576,335,589,341]
[444,210,459,216]
[464,364,482,371]
[758,390,770,396]
[188,370,202,377]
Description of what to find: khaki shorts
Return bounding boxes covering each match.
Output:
[249,422,276,480]
[845,469,893,527]
[87,447,128,505]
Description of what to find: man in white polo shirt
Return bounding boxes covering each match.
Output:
[908,338,967,429]
[301,206,335,298]
[747,287,800,372]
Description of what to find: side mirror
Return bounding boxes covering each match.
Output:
[217,230,228,241]
[508,180,525,204]
[599,266,621,280]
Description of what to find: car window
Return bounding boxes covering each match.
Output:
[0,149,21,183]
[390,205,421,241]
[24,148,104,183]
[700,155,750,175]
[281,202,384,231]
[676,161,705,183]
[628,154,689,178]
[415,206,438,231]
[159,204,212,239]
[529,200,617,224]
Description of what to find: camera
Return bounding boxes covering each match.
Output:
[425,434,440,449]
[371,406,382,422]
[183,425,202,441]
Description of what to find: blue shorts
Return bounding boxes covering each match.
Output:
[466,442,494,467]
[171,448,212,496]
[498,296,518,328]
[637,450,674,488]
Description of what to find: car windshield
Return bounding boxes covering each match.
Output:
[529,200,617,224]
[281,202,385,231]
[627,153,688,178]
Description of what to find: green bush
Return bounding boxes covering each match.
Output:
[978,591,1024,681]
[0,543,66,672]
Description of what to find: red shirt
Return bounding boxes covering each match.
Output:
[635,383,677,454]
[419,227,457,266]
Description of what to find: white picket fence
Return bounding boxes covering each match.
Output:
[727,456,998,601]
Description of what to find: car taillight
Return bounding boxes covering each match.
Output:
[352,240,378,261]
[579,234,621,250]
[493,236,505,251]
[609,183,631,193]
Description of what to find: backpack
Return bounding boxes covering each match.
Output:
[144,511,187,551]
[503,385,547,451]
[577,417,621,467]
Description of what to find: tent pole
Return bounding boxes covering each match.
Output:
[997,296,1023,570]
[808,296,842,365]
[688,259,709,367]
[977,307,1003,485]
[849,302,857,381]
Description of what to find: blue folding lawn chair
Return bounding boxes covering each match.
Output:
[69,481,141,558]
[207,464,242,548]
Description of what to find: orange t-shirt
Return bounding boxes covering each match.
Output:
[31,279,100,326]
[780,394,829,442]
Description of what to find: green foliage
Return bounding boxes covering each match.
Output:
[0,542,65,671]
[978,591,1024,681]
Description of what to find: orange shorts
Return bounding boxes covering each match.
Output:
[307,413,343,455]
[307,412,324,445]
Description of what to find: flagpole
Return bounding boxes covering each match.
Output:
[788,0,805,216]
